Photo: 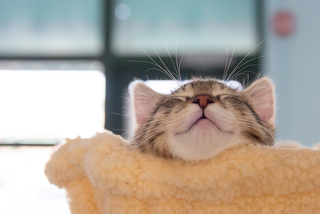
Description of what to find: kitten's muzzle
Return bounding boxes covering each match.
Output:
[192,94,214,109]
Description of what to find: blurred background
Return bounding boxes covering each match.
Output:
[0,0,319,213]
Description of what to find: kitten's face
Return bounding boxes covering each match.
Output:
[131,78,275,161]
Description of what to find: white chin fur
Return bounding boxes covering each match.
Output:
[169,105,240,161]
[168,132,241,161]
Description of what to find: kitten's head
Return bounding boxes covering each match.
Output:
[131,78,275,161]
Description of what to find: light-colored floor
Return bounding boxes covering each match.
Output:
[0,146,69,214]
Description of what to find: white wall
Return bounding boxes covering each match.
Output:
[264,0,320,145]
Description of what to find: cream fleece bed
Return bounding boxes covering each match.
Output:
[45,131,320,214]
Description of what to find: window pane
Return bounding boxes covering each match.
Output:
[0,0,104,56]
[0,61,105,144]
[0,147,69,214]
[111,0,258,56]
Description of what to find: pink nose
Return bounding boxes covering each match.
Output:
[193,94,213,109]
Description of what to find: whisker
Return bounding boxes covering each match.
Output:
[231,69,257,80]
[111,112,124,116]
[130,59,178,80]
[227,56,267,81]
[232,55,267,74]
[225,44,236,79]
[175,37,181,80]
[223,48,229,80]
[132,42,175,80]
[227,40,264,81]
[166,42,181,81]
[145,67,177,80]
[134,60,176,81]
[153,44,176,80]
[129,60,162,68]
[178,54,185,79]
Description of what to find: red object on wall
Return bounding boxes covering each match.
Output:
[273,11,295,37]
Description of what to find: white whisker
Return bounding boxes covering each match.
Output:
[227,40,265,81]
[226,44,236,79]
[153,44,176,80]
[223,47,229,80]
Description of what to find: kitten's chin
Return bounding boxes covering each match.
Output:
[177,118,219,134]
[191,118,219,131]
[168,130,241,162]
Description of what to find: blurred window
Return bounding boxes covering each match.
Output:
[0,61,105,144]
[0,147,69,214]
[111,0,258,56]
[0,0,104,56]
[0,0,105,144]
[0,1,106,212]
[0,1,261,213]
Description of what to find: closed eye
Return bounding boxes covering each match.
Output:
[172,95,191,102]
[215,93,239,102]
[217,93,236,98]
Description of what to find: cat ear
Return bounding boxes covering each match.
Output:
[131,82,164,126]
[244,78,275,124]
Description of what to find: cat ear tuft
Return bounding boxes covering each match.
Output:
[132,82,164,126]
[244,78,275,124]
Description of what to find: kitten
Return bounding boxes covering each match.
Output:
[130,78,275,162]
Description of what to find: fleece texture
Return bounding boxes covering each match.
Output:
[45,131,320,214]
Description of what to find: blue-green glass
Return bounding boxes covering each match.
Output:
[0,0,104,56]
[111,0,257,56]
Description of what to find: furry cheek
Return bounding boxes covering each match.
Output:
[171,104,203,134]
[204,105,235,133]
